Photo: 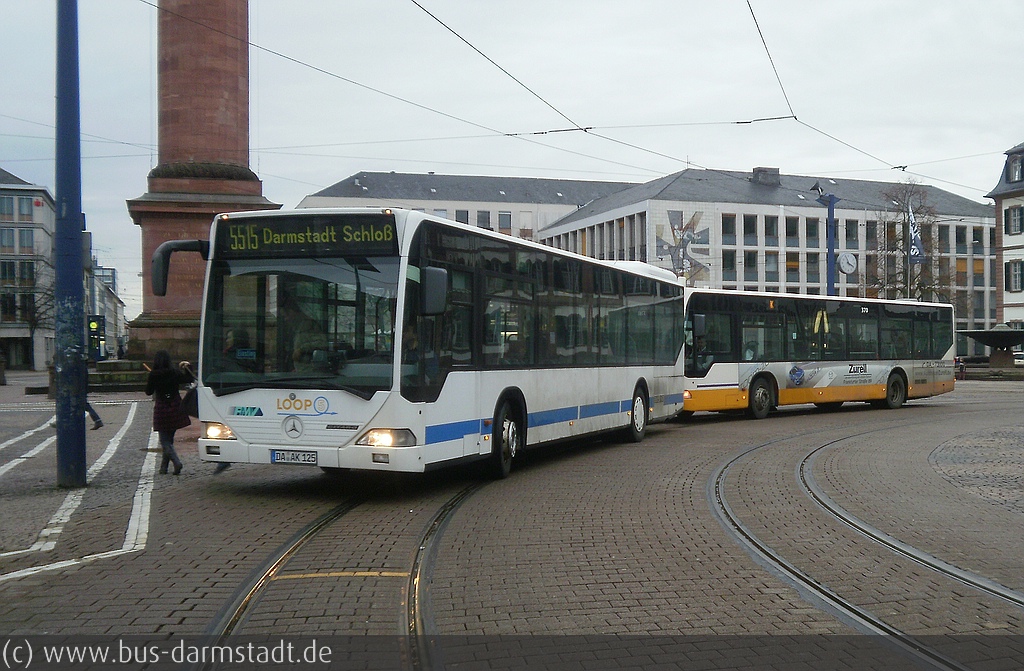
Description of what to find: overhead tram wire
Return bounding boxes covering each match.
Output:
[408,0,588,133]
[746,0,796,118]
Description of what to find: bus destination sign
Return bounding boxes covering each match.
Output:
[216,213,399,259]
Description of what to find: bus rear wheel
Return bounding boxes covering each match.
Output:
[879,374,906,409]
[490,402,521,479]
[747,377,773,420]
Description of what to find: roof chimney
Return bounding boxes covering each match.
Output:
[752,167,781,186]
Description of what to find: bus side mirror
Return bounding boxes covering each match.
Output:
[692,313,706,338]
[151,239,209,296]
[421,266,448,316]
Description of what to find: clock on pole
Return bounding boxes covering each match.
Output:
[837,252,857,275]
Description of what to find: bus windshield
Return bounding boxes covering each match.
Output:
[201,255,400,399]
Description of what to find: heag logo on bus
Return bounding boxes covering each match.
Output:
[276,394,333,416]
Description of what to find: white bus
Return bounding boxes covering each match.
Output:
[152,208,686,478]
[680,288,955,419]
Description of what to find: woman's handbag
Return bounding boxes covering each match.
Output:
[181,382,199,418]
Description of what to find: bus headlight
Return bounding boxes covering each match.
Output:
[203,422,236,440]
[356,428,416,447]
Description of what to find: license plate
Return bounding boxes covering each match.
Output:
[270,449,318,465]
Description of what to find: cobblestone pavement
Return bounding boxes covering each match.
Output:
[0,374,1022,669]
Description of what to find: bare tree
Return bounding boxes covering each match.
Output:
[866,180,966,313]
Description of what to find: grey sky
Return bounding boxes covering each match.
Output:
[2,0,1021,319]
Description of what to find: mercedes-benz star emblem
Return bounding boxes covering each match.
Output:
[284,416,304,439]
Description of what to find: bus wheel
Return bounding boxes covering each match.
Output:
[626,387,648,442]
[747,378,773,420]
[882,374,906,409]
[490,402,521,479]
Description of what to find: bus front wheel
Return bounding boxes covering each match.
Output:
[747,378,773,420]
[626,387,648,442]
[490,402,521,479]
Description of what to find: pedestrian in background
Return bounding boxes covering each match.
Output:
[145,350,193,475]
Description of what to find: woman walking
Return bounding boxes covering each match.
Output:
[146,350,194,475]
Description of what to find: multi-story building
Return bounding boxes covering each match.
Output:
[1,167,127,370]
[538,167,996,356]
[991,142,1024,329]
[298,171,635,240]
[0,168,56,370]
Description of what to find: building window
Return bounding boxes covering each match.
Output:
[722,213,736,245]
[454,210,469,224]
[1006,207,1023,235]
[845,219,858,248]
[0,293,15,321]
[498,211,512,232]
[0,260,14,283]
[18,293,34,320]
[786,252,800,282]
[1009,156,1023,183]
[744,250,758,281]
[17,197,33,220]
[806,252,820,281]
[476,211,491,229]
[722,250,736,281]
[806,218,819,247]
[0,197,13,220]
[1006,261,1023,292]
[955,226,967,254]
[972,228,984,254]
[18,261,34,286]
[432,209,448,219]
[764,215,778,245]
[743,214,757,245]
[865,220,877,250]
[18,228,33,253]
[764,252,779,282]
[938,225,950,252]
[785,216,799,247]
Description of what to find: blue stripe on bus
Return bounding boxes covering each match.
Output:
[425,419,482,445]
[619,399,632,413]
[579,401,621,419]
[665,393,685,405]
[528,406,579,427]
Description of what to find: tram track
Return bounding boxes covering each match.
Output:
[709,408,1024,671]
[800,441,1024,611]
[201,480,486,671]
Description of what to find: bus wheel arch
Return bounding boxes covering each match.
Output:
[489,389,526,479]
[625,380,650,442]
[747,374,776,420]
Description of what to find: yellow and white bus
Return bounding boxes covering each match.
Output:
[680,289,955,419]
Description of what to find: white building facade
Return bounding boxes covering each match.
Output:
[0,169,56,370]
[991,142,1024,330]
[539,167,996,356]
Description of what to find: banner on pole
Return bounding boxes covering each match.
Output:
[908,203,926,264]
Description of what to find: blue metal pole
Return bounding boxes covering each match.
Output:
[817,193,840,297]
[55,0,87,488]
